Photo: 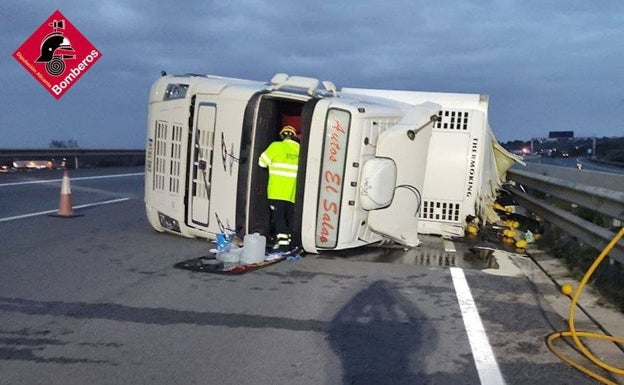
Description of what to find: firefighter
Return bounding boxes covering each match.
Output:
[258,125,300,252]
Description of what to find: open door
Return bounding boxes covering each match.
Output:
[244,95,310,242]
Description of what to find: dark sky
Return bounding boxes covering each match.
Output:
[2,0,623,148]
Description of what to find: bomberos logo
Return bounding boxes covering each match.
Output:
[12,9,102,99]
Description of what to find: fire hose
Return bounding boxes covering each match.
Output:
[546,226,624,384]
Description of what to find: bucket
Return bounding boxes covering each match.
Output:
[241,233,266,264]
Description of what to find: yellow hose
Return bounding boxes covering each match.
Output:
[546,226,624,385]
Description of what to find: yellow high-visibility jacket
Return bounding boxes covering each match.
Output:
[258,139,300,203]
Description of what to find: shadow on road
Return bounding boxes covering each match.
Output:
[327,280,438,385]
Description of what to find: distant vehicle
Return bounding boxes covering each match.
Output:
[144,72,520,253]
[12,160,53,170]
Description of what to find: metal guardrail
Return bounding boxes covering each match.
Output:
[506,167,624,263]
[0,149,145,169]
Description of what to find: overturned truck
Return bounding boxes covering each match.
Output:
[144,72,519,253]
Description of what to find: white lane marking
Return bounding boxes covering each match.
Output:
[0,172,144,187]
[0,198,131,222]
[450,267,506,385]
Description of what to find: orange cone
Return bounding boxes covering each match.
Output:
[49,170,82,218]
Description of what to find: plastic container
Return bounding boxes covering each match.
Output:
[216,232,233,252]
[216,246,242,267]
[241,233,266,264]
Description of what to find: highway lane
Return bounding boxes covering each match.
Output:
[514,158,624,192]
[0,167,144,220]
[522,155,624,176]
[0,167,609,385]
[578,158,624,175]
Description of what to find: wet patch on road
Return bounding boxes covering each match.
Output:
[317,235,501,271]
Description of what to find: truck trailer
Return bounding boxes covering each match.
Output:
[144,72,519,253]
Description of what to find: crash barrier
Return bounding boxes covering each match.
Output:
[507,164,624,384]
[0,149,145,169]
[506,165,624,264]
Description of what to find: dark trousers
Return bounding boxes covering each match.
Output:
[269,199,294,237]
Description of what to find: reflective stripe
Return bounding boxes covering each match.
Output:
[277,233,291,246]
[277,233,290,246]
[271,162,298,170]
[269,170,297,178]
[259,153,271,167]
[270,166,297,172]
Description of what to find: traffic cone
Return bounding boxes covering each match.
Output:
[49,170,82,218]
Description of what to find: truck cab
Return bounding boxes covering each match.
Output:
[145,73,516,253]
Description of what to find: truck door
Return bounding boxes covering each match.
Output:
[187,100,217,227]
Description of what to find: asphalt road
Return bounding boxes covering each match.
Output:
[0,167,619,385]
[520,155,624,177]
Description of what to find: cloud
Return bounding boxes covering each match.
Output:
[1,0,623,148]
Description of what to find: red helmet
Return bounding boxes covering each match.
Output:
[279,125,297,140]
